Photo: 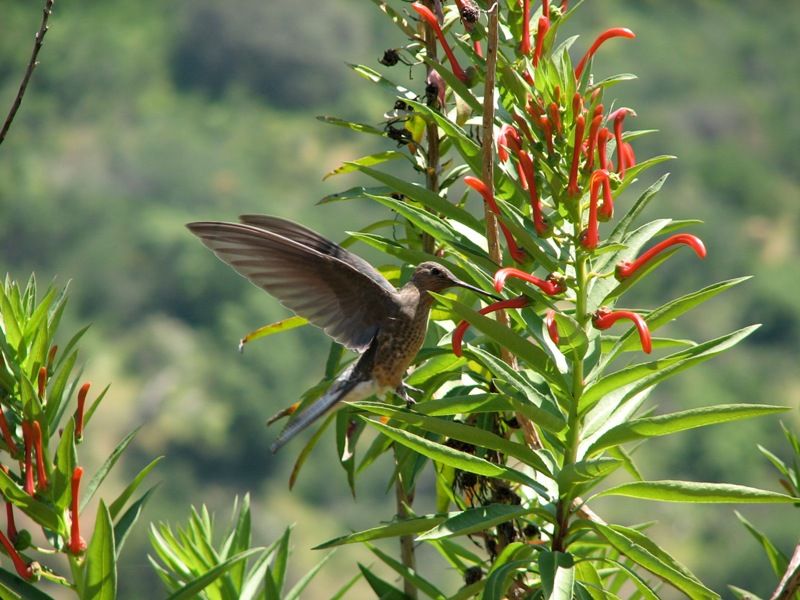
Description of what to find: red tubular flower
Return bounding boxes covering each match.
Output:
[584,107,603,170]
[620,141,636,171]
[592,308,652,354]
[75,382,89,441]
[597,127,612,171]
[545,309,559,345]
[538,115,554,154]
[21,422,34,496]
[590,168,613,221]
[575,27,636,80]
[5,502,17,542]
[412,3,469,83]
[464,177,526,262]
[0,529,32,580]
[473,40,483,58]
[0,411,18,456]
[47,345,58,370]
[69,467,86,555]
[609,107,636,177]
[517,151,547,235]
[567,114,586,196]
[520,0,531,55]
[542,0,550,16]
[561,0,568,10]
[452,296,531,357]
[494,268,565,295]
[32,422,47,492]
[580,171,605,250]
[497,124,522,162]
[548,102,561,134]
[532,15,549,67]
[37,367,47,399]
[616,234,707,280]
[571,92,583,120]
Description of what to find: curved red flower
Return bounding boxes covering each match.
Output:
[465,177,526,262]
[567,114,586,196]
[533,15,550,67]
[616,234,707,279]
[412,3,468,83]
[517,151,547,235]
[608,107,636,177]
[452,296,530,356]
[592,308,652,353]
[494,268,565,295]
[545,309,559,345]
[575,27,636,80]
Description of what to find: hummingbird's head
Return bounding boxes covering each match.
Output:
[411,262,500,300]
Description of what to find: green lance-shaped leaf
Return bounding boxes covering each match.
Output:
[238,316,308,349]
[585,404,789,457]
[367,543,446,600]
[580,325,759,415]
[538,551,575,600]
[163,549,265,600]
[348,63,416,100]
[114,486,159,558]
[316,115,385,136]
[314,513,452,549]
[594,480,798,504]
[109,456,163,520]
[592,72,638,90]
[416,504,531,541]
[366,0,416,37]
[351,401,552,475]
[483,543,536,600]
[0,470,61,531]
[354,165,483,232]
[589,522,718,599]
[323,150,409,181]
[319,185,392,205]
[357,563,409,600]
[284,550,336,600]
[405,100,482,173]
[615,155,676,197]
[734,510,788,578]
[557,458,622,488]
[81,427,140,512]
[360,417,550,499]
[0,571,55,600]
[598,276,751,371]
[81,501,117,600]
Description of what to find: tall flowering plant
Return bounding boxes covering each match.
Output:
[285,0,799,596]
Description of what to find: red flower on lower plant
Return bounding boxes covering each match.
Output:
[0,529,32,580]
[567,114,586,196]
[616,234,707,279]
[533,15,550,67]
[545,309,559,345]
[452,296,530,357]
[608,107,636,177]
[69,467,87,555]
[517,151,548,235]
[592,307,652,353]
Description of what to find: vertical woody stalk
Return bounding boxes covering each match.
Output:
[394,2,444,594]
[481,3,543,453]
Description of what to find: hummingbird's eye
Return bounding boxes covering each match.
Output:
[431,267,442,276]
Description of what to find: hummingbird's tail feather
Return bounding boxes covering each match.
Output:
[270,366,377,453]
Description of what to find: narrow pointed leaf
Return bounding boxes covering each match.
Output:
[595,480,797,503]
[83,501,117,600]
[417,504,531,541]
[314,513,451,549]
[164,549,264,600]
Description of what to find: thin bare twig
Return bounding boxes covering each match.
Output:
[0,0,54,146]
[771,543,800,600]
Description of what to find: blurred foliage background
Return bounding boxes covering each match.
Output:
[0,0,797,596]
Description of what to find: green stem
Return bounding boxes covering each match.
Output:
[553,251,589,551]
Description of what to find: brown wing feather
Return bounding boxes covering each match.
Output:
[238,215,396,295]
[187,221,399,351]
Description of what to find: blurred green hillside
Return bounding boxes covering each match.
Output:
[0,0,798,597]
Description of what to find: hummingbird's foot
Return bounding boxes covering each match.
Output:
[395,384,416,408]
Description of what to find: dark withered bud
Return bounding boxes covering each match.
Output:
[379,49,401,66]
[497,521,517,544]
[457,0,480,31]
[523,523,541,539]
[464,566,483,585]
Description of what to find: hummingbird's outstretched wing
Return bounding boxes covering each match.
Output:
[238,215,396,295]
[187,221,399,351]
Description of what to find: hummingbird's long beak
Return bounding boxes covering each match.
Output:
[451,279,503,301]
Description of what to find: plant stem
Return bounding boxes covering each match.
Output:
[395,469,417,599]
[553,251,588,551]
[0,0,54,146]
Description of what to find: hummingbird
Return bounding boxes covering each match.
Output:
[187,215,499,452]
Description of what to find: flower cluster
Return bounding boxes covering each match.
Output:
[450,0,706,358]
